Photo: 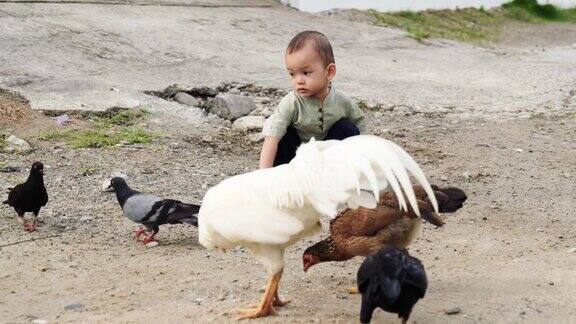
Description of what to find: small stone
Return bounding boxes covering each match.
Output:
[174,92,200,107]
[145,241,159,248]
[520,310,526,315]
[80,216,93,223]
[232,116,265,132]
[32,320,48,324]
[336,293,348,300]
[4,135,32,153]
[567,247,576,253]
[444,306,461,315]
[515,148,524,153]
[548,281,554,286]
[461,172,471,180]
[201,135,213,143]
[101,179,113,192]
[440,176,448,181]
[64,303,85,311]
[536,228,544,232]
[194,298,203,305]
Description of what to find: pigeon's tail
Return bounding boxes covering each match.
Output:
[181,216,198,227]
[177,202,201,215]
[165,202,200,227]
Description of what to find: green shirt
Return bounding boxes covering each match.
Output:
[262,87,365,141]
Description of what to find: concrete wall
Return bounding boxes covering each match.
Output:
[280,0,576,13]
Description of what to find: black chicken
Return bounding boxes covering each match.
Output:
[3,161,48,232]
[357,247,427,323]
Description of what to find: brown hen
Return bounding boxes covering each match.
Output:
[302,185,466,272]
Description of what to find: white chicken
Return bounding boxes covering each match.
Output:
[198,135,438,319]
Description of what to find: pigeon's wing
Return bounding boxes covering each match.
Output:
[121,193,164,223]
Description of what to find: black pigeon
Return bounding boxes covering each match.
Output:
[107,177,200,244]
[3,161,48,232]
[357,247,427,324]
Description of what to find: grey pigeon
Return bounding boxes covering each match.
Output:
[3,161,48,232]
[107,177,200,244]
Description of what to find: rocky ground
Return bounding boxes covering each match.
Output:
[1,4,576,324]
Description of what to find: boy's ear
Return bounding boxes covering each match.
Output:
[326,63,336,81]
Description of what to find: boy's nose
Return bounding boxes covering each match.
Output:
[295,76,305,84]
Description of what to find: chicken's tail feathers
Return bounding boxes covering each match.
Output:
[434,187,467,213]
[288,135,437,218]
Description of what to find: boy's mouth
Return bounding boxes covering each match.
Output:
[297,88,308,93]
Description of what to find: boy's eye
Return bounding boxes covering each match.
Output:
[303,71,311,76]
[288,72,294,77]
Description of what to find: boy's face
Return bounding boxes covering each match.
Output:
[285,43,335,100]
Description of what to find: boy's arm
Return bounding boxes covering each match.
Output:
[348,100,366,133]
[259,136,279,169]
[260,93,296,168]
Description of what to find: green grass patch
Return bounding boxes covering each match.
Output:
[369,0,576,42]
[39,128,152,149]
[38,107,152,149]
[90,108,149,127]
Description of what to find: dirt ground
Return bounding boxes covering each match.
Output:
[1,12,576,324]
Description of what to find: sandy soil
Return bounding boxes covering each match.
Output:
[1,8,576,324]
[1,102,576,324]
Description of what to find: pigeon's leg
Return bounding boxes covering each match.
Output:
[142,225,158,244]
[233,270,283,319]
[133,228,146,241]
[26,212,39,232]
[16,210,28,231]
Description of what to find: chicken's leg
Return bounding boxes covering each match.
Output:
[273,290,291,307]
[25,213,38,232]
[234,270,283,319]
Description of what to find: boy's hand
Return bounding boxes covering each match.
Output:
[259,136,279,169]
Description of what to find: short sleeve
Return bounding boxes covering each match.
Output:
[262,93,296,139]
[347,99,366,133]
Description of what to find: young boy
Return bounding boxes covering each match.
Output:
[260,30,365,168]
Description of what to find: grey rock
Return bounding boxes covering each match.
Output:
[174,92,200,107]
[232,116,265,132]
[207,93,256,120]
[444,306,461,315]
[64,303,85,311]
[3,135,32,153]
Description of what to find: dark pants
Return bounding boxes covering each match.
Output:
[273,118,360,166]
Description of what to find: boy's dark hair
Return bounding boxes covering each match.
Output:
[286,31,335,67]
